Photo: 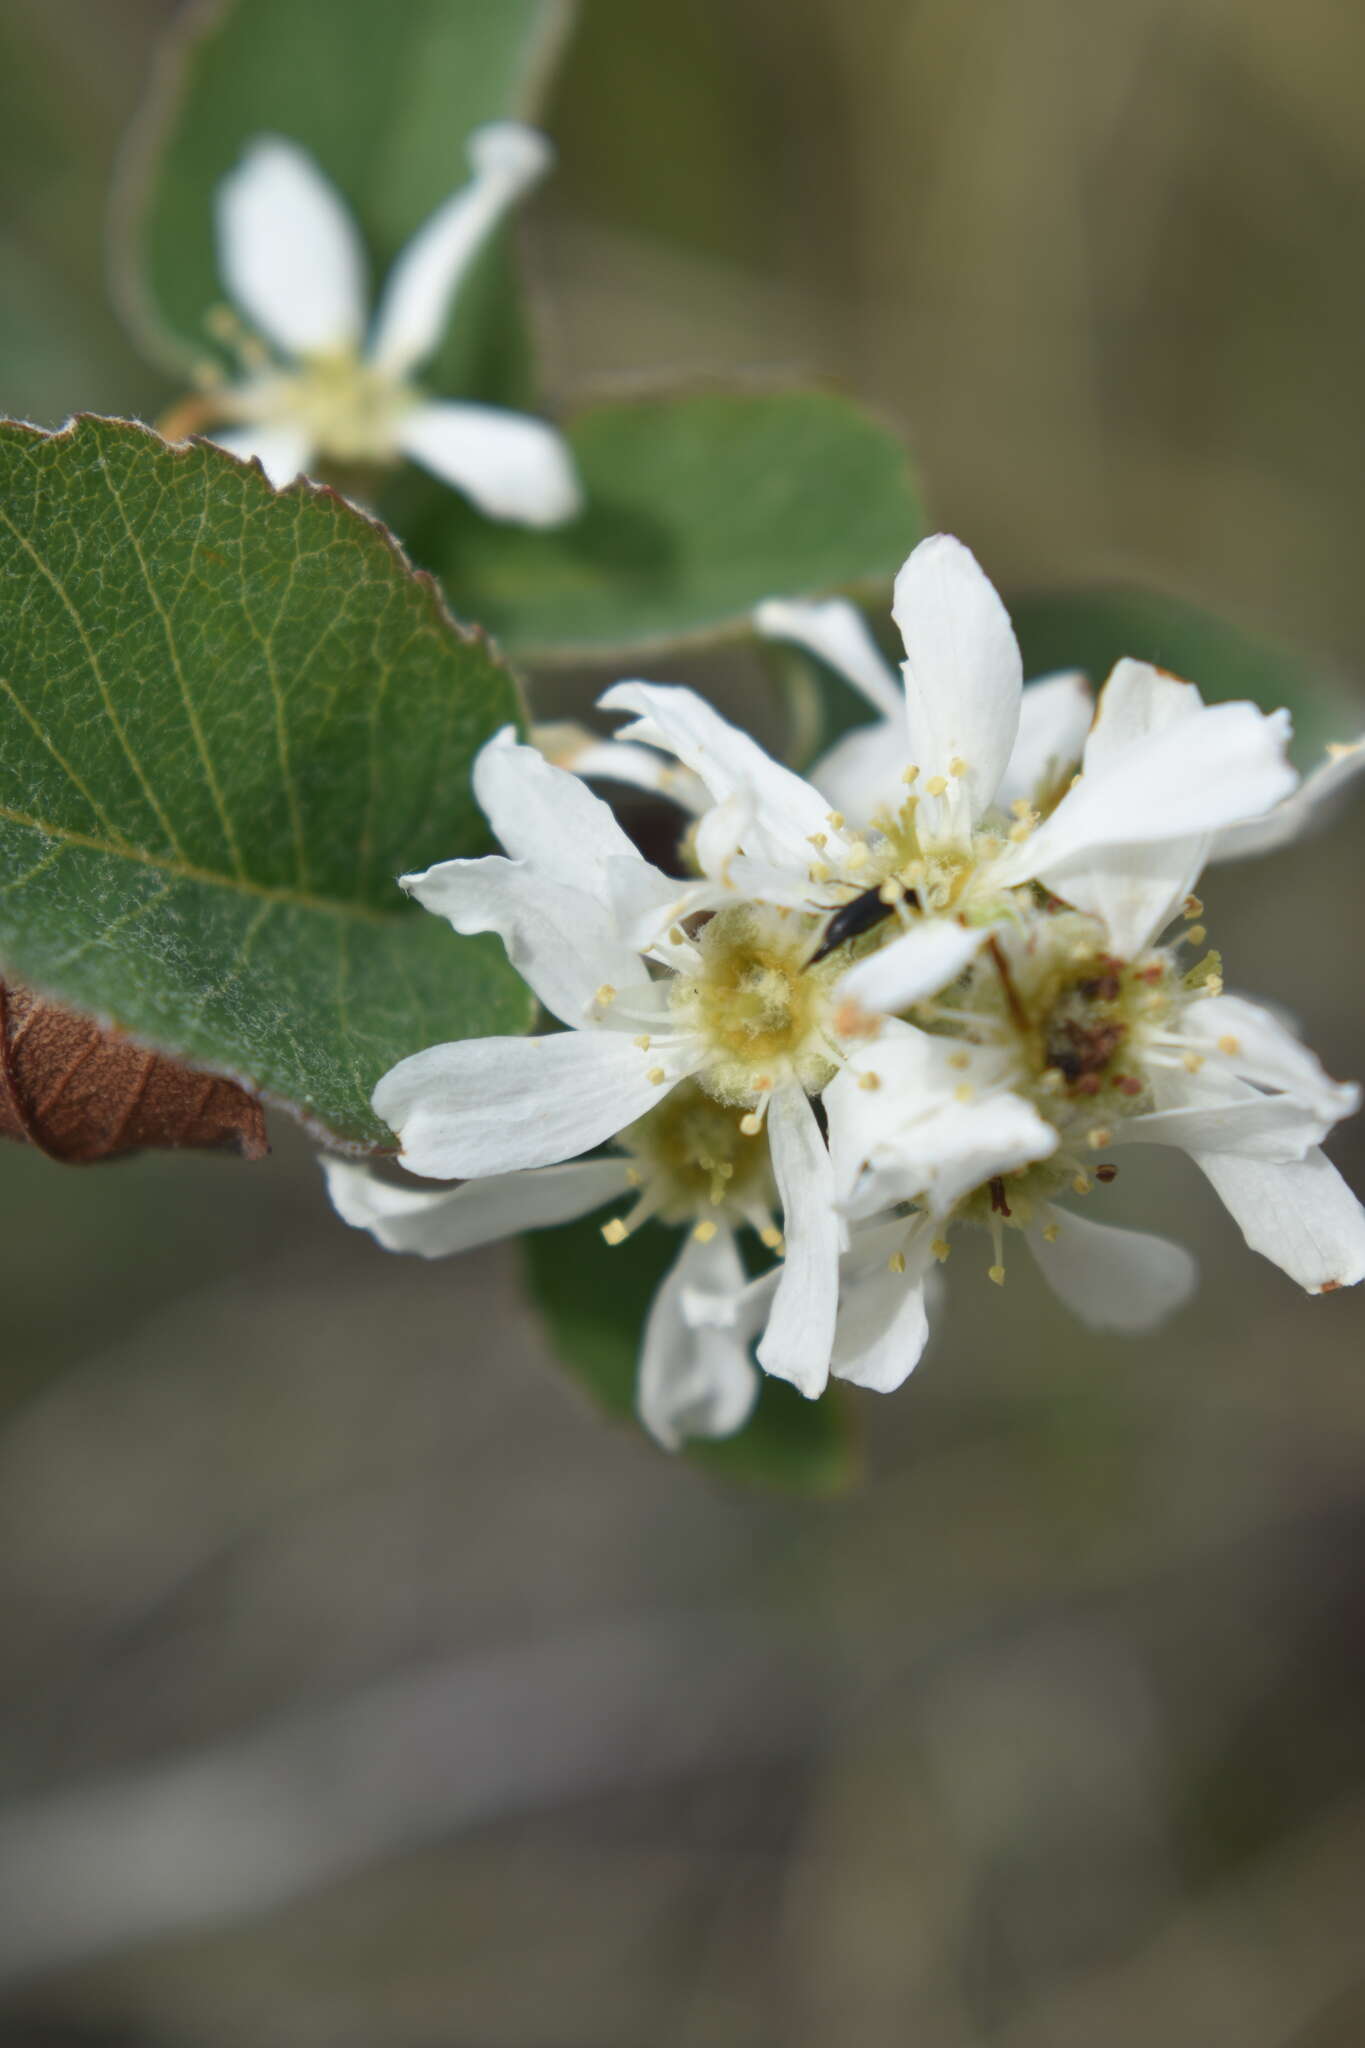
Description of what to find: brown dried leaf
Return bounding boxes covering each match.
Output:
[0,981,268,1165]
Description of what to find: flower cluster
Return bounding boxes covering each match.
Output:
[327,536,1365,1450]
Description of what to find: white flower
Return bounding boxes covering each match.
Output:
[201,124,581,523]
[323,1097,765,1452]
[363,727,873,1402]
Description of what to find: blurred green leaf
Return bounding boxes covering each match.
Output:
[1011,584,1353,757]
[411,386,923,660]
[524,1210,858,1494]
[114,0,573,404]
[0,416,532,1149]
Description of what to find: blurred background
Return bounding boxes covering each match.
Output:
[2,1,1363,2041]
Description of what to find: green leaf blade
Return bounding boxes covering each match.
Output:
[524,1211,858,1495]
[414,386,924,660]
[0,416,531,1148]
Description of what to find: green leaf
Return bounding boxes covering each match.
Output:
[524,1211,858,1494]
[409,386,924,660]
[1010,584,1354,758]
[0,416,532,1149]
[114,0,574,404]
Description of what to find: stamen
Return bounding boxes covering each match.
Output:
[1182,1050,1204,1072]
[601,1218,629,1246]
[669,925,686,945]
[693,1218,718,1243]
[1095,1163,1118,1183]
[888,1250,907,1274]
[633,1034,652,1050]
[1218,1034,1240,1056]
[739,1110,764,1136]
[595,984,617,1007]
[931,1237,951,1262]
[845,841,869,870]
[1183,895,1203,917]
[949,756,969,778]
[924,774,947,797]
[901,765,920,785]
[988,1264,1006,1286]
[759,1224,784,1251]
[948,1051,970,1070]
[826,810,845,829]
[1072,1173,1092,1195]
[1042,1222,1060,1243]
[807,832,827,849]
[954,1082,974,1103]
[647,1066,667,1085]
[1010,798,1032,818]
[1184,924,1207,947]
[857,1070,882,1091]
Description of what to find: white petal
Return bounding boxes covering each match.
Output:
[637,1227,759,1450]
[807,718,907,825]
[369,123,553,375]
[373,1029,697,1178]
[831,1219,933,1392]
[471,728,642,892]
[754,597,903,719]
[398,401,581,527]
[210,422,314,488]
[836,919,989,1017]
[1193,1147,1365,1293]
[1007,697,1296,890]
[892,534,1023,834]
[756,1087,840,1398]
[1030,1209,1197,1331]
[401,855,651,1029]
[1111,1096,1330,1161]
[1025,660,1206,949]
[1183,994,1360,1124]
[322,1155,626,1257]
[1213,736,1365,861]
[994,670,1093,813]
[533,723,710,815]
[600,681,845,873]
[215,137,367,358]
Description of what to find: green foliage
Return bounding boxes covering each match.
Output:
[524,1211,857,1493]
[410,386,924,659]
[1011,584,1353,756]
[0,416,532,1148]
[115,0,573,403]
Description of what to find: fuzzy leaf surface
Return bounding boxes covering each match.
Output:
[0,417,531,1149]
[411,387,924,660]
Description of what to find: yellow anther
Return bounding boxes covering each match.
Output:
[1218,1034,1241,1056]
[807,832,827,850]
[760,1225,784,1251]
[826,810,845,829]
[633,1033,651,1051]
[647,1066,667,1085]
[888,1250,907,1274]
[949,756,968,778]
[1008,818,1034,842]
[669,925,686,945]
[809,861,829,883]
[924,774,948,797]
[857,1070,882,1091]
[954,1082,974,1103]
[1010,797,1032,818]
[878,878,905,904]
[1182,1050,1204,1072]
[693,1218,718,1243]
[601,1218,629,1246]
[1039,1067,1065,1093]
[1184,895,1203,918]
[1072,1173,1092,1195]
[988,1263,1006,1286]
[595,983,617,1007]
[739,1112,763,1136]
[1184,924,1207,947]
[1087,1126,1113,1149]
[845,841,869,870]
[901,764,920,785]
[931,1238,951,1262]
[1042,1223,1060,1243]
[948,1050,970,1070]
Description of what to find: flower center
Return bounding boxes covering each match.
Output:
[670,904,841,1106]
[253,348,417,464]
[620,1079,774,1221]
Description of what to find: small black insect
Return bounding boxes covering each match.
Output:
[808,883,918,965]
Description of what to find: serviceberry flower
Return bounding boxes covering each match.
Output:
[186,123,581,523]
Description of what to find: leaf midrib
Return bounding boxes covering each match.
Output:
[0,803,405,925]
